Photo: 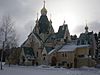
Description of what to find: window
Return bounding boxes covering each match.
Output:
[62,53,64,57]
[43,57,45,60]
[65,53,67,57]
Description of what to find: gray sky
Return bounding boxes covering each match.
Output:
[0,0,100,45]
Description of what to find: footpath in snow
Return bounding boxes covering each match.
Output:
[0,65,100,75]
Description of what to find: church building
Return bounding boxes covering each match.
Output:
[18,1,96,68]
[21,1,71,66]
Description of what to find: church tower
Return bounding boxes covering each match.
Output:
[33,1,54,42]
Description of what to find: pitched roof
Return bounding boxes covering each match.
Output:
[45,47,54,53]
[57,25,68,39]
[77,31,94,45]
[47,25,69,41]
[46,33,57,42]
[21,38,28,47]
[38,15,49,33]
[48,45,63,55]
[34,32,42,41]
[58,44,89,52]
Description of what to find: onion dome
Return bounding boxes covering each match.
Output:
[41,1,47,15]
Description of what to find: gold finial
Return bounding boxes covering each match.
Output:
[85,20,88,33]
[63,20,66,25]
[43,0,45,7]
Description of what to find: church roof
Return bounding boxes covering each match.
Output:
[77,31,93,45]
[21,38,28,47]
[38,15,49,33]
[48,45,63,55]
[46,24,69,42]
[57,24,68,39]
[34,32,42,41]
[58,44,89,52]
[45,47,54,53]
[46,33,57,42]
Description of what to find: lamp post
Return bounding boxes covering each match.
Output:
[0,41,5,70]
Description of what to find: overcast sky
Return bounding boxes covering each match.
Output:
[0,0,100,46]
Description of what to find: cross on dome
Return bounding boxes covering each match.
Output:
[44,0,45,7]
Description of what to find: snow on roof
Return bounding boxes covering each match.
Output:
[48,48,56,55]
[58,45,76,52]
[48,45,62,55]
[48,44,89,54]
[77,45,89,48]
[58,44,89,52]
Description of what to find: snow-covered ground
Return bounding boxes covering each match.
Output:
[0,65,100,75]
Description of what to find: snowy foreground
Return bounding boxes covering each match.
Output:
[0,65,100,75]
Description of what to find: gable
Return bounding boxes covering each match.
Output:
[57,24,69,39]
[21,32,42,47]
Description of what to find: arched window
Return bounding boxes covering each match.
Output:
[43,57,45,60]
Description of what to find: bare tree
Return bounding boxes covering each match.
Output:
[0,15,18,49]
[0,15,18,69]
